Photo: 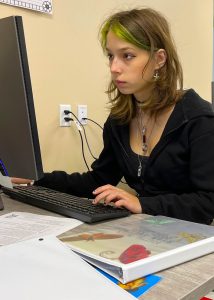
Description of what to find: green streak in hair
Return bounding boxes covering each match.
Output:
[101,20,151,51]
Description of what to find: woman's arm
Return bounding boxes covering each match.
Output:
[11,178,33,185]
[140,120,214,224]
[34,118,123,198]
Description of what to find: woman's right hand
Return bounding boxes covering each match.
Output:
[11,178,33,185]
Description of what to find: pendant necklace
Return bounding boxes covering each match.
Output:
[136,111,155,177]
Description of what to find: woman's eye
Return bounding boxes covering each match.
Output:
[124,53,135,60]
[107,53,113,61]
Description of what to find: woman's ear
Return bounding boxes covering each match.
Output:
[154,49,167,70]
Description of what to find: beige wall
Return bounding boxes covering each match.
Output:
[0,0,213,174]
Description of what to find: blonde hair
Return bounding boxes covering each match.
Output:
[99,8,183,123]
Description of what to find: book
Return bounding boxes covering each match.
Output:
[57,214,214,284]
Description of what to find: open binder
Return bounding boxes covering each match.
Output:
[58,214,214,283]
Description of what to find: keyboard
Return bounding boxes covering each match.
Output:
[2,185,130,223]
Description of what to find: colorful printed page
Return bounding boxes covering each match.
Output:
[96,267,162,298]
[58,214,214,265]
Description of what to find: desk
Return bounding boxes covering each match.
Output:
[1,194,214,300]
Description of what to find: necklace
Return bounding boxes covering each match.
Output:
[136,111,155,177]
[135,99,144,108]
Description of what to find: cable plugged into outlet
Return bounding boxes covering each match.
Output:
[59,104,71,127]
[78,104,87,125]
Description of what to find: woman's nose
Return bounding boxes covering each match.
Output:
[110,58,122,74]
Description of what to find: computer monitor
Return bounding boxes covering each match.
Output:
[0,16,43,180]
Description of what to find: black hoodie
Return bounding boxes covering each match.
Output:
[35,89,214,224]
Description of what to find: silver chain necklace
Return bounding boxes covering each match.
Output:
[136,111,155,177]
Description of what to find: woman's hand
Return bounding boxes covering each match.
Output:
[11,178,33,185]
[92,184,142,214]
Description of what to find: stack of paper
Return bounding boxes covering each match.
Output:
[0,236,135,300]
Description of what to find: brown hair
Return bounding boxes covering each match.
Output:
[99,8,183,123]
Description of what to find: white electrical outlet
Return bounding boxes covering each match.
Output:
[59,104,71,127]
[78,104,87,125]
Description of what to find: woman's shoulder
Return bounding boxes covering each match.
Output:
[103,115,128,140]
[104,114,126,128]
[178,89,214,118]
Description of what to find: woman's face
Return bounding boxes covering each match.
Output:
[106,31,157,101]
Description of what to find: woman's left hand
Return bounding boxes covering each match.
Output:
[92,184,142,214]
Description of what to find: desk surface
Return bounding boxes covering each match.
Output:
[1,194,214,300]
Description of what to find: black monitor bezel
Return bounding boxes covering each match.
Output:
[0,16,43,180]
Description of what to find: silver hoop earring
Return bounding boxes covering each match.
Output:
[153,70,160,81]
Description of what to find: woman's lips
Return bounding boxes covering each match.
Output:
[115,80,127,87]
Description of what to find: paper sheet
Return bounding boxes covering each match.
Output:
[0,236,135,300]
[0,173,13,188]
[0,0,52,14]
[0,211,82,246]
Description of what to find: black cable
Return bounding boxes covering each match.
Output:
[77,129,90,171]
[82,118,103,130]
[63,116,90,171]
[82,118,127,185]
[64,110,97,160]
[64,111,127,184]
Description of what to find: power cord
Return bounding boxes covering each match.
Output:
[76,128,90,171]
[64,110,100,172]
[64,110,97,160]
[64,112,127,185]
[63,113,90,171]
[82,118,103,130]
[0,159,8,176]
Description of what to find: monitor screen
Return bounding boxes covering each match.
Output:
[0,16,43,180]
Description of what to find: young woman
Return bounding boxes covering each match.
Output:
[13,8,214,224]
